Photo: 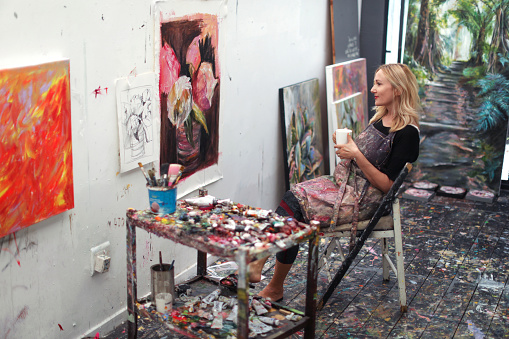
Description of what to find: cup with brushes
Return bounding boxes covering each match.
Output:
[139,162,183,215]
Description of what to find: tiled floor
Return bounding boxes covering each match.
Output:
[102,189,509,338]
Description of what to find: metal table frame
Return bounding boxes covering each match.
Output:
[126,207,319,339]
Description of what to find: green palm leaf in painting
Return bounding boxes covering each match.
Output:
[286,108,323,186]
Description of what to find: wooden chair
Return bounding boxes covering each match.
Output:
[316,163,412,312]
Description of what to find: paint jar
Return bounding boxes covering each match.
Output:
[151,263,175,304]
[147,186,177,215]
[155,292,172,313]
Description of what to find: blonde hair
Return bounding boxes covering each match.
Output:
[369,63,420,132]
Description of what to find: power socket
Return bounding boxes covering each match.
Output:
[90,241,110,276]
[95,254,111,273]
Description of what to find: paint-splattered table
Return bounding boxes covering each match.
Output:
[126,198,319,339]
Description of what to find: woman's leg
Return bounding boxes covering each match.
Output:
[254,191,304,300]
[257,260,293,301]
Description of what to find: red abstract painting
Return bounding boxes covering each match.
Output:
[0,60,74,238]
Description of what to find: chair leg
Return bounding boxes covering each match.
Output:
[319,238,342,283]
[381,238,390,281]
[392,198,407,312]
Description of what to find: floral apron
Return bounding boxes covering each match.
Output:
[291,123,395,250]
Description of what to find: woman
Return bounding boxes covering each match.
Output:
[251,63,421,302]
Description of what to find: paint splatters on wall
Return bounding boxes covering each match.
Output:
[92,86,108,98]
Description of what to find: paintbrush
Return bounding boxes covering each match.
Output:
[160,163,169,186]
[168,259,175,271]
[159,251,163,267]
[170,170,183,187]
[138,162,151,185]
[147,169,157,186]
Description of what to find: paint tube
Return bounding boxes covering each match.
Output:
[249,317,273,334]
[285,312,302,322]
[197,309,214,320]
[252,298,268,315]
[226,304,238,322]
[228,297,237,309]
[218,295,230,303]
[202,289,221,305]
[258,316,280,326]
[212,301,225,316]
[211,314,223,329]
[184,195,216,207]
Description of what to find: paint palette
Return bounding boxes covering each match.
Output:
[127,197,318,260]
[402,188,435,202]
[436,186,467,199]
[411,181,439,191]
[465,189,496,203]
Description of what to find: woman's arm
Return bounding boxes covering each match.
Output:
[334,134,393,193]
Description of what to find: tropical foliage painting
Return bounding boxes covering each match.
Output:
[0,60,74,238]
[325,58,369,173]
[159,14,220,178]
[334,93,367,139]
[404,0,509,193]
[279,79,324,190]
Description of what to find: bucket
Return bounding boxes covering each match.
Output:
[150,263,175,303]
[148,186,177,215]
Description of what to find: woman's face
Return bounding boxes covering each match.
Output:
[371,70,396,108]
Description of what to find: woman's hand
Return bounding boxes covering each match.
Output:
[334,134,359,160]
[332,132,336,145]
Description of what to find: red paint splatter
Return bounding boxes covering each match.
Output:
[13,233,20,266]
[92,86,108,98]
[1,248,20,266]
[16,306,28,321]
[58,323,64,331]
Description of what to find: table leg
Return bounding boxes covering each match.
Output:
[197,250,207,276]
[127,219,137,339]
[236,250,249,339]
[304,232,319,339]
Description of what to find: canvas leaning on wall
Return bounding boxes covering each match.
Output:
[279,79,324,190]
[325,58,369,174]
[402,0,509,194]
[0,60,74,239]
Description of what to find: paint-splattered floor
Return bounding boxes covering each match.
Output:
[101,188,509,339]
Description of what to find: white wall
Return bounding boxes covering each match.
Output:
[0,0,331,338]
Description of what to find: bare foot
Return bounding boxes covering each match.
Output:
[258,285,283,302]
[247,257,269,283]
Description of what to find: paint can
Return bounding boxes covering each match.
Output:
[147,186,177,215]
[155,292,172,313]
[150,263,175,303]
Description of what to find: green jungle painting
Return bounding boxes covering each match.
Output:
[404,0,509,194]
[279,79,324,191]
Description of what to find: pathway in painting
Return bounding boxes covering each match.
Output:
[101,188,509,339]
[411,61,499,191]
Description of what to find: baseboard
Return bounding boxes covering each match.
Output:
[80,254,220,338]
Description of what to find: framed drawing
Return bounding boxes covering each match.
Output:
[279,78,324,190]
[116,72,159,173]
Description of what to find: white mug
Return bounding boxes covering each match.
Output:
[335,128,352,145]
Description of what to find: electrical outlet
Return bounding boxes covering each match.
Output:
[90,241,110,276]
